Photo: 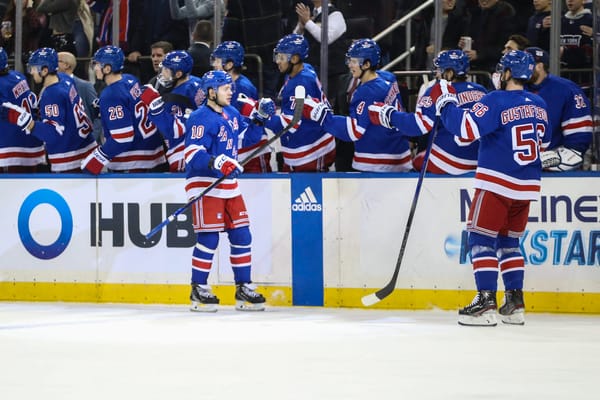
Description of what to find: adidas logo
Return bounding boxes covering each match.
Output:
[292,186,322,212]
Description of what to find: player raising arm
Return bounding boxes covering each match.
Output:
[302,38,427,172]
[81,45,167,174]
[140,50,204,172]
[431,50,551,326]
[183,70,271,312]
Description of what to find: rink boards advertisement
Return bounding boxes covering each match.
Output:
[0,173,598,313]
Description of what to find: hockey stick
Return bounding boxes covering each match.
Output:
[361,117,441,306]
[144,85,306,240]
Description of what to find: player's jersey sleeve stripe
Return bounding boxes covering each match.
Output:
[561,115,593,136]
[462,113,480,140]
[346,117,365,141]
[110,126,135,142]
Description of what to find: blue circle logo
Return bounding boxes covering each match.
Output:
[18,189,73,260]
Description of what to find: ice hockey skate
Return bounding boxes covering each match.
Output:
[190,284,219,312]
[458,290,497,326]
[499,289,525,325]
[235,282,266,311]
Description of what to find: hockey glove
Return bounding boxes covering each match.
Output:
[368,102,396,129]
[211,154,244,178]
[540,147,584,171]
[2,102,34,133]
[252,98,276,124]
[430,79,458,116]
[238,93,258,117]
[140,86,164,115]
[81,147,110,174]
[303,96,331,125]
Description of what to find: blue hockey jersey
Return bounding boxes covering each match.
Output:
[440,90,551,200]
[184,104,263,199]
[0,70,45,168]
[148,75,204,171]
[416,80,487,175]
[322,72,422,172]
[97,74,166,171]
[525,74,592,152]
[33,74,97,172]
[265,64,335,167]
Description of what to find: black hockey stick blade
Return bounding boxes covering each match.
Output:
[144,85,306,240]
[361,118,441,306]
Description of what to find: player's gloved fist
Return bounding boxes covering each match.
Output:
[211,154,244,178]
[237,93,258,117]
[140,86,164,115]
[2,102,34,133]
[368,102,396,129]
[302,96,330,125]
[81,147,110,175]
[255,98,276,121]
[430,79,458,116]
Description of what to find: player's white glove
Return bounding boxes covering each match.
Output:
[140,85,164,115]
[211,154,244,178]
[429,79,458,116]
[540,147,584,171]
[368,102,395,129]
[81,147,110,174]
[302,96,331,125]
[2,102,34,133]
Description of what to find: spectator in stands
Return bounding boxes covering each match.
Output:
[525,47,593,172]
[187,20,213,78]
[57,51,102,143]
[560,0,592,70]
[126,0,189,83]
[419,0,469,70]
[294,0,349,112]
[1,0,48,59]
[36,0,91,70]
[0,47,46,172]
[147,41,173,89]
[526,0,551,51]
[461,0,516,77]
[222,0,283,98]
[504,0,534,36]
[502,33,529,54]
[168,0,225,40]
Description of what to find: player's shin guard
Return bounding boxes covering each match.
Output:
[191,232,219,285]
[470,244,499,291]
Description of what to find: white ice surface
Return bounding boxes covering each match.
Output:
[0,302,598,400]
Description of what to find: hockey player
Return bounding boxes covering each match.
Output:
[0,47,45,172]
[413,50,486,174]
[431,50,551,326]
[139,50,204,172]
[81,45,168,174]
[3,47,97,173]
[268,33,335,172]
[524,47,593,171]
[367,49,488,174]
[302,38,424,172]
[184,70,272,312]
[211,40,273,173]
